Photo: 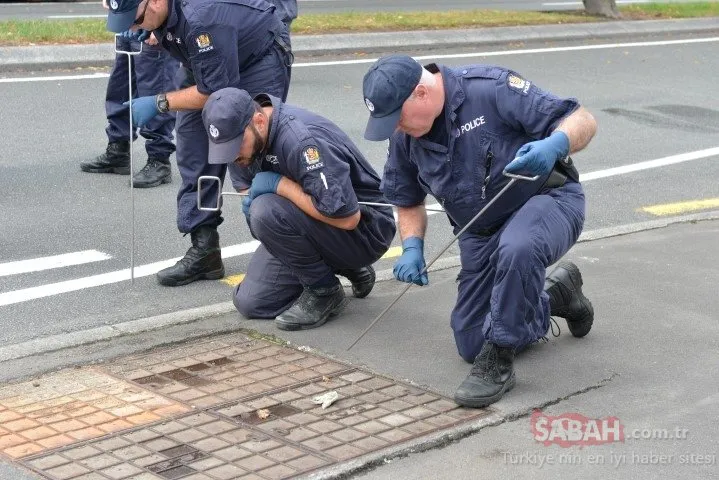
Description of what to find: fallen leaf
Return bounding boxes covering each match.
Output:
[257,409,271,419]
[322,376,331,383]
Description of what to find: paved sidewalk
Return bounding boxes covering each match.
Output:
[0,217,716,479]
[1,17,718,72]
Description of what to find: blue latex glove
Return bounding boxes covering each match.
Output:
[393,237,428,286]
[242,196,252,219]
[122,95,159,128]
[504,131,570,176]
[119,29,149,41]
[248,172,282,200]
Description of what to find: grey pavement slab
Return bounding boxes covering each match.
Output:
[1,18,718,72]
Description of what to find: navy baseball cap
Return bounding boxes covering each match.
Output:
[202,88,257,165]
[106,0,142,33]
[362,54,422,141]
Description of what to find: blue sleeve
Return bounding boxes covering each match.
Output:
[286,138,359,218]
[495,70,579,140]
[186,25,241,94]
[380,133,426,207]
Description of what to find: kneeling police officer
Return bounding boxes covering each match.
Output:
[202,88,396,330]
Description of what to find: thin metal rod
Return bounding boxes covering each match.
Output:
[115,35,142,284]
[346,172,539,351]
[196,176,445,212]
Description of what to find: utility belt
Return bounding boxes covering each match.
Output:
[467,158,581,237]
[273,34,294,67]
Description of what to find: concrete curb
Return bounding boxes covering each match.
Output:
[1,17,717,72]
[0,210,717,364]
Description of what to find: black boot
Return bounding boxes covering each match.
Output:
[133,157,172,188]
[544,261,594,338]
[337,265,375,298]
[156,226,225,287]
[80,141,130,174]
[454,343,516,408]
[275,280,347,331]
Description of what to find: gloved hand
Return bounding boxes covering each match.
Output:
[504,131,570,176]
[122,95,159,128]
[242,196,252,219]
[120,29,149,42]
[393,237,428,286]
[248,172,282,199]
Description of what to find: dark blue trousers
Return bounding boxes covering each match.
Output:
[233,195,396,318]
[175,36,292,233]
[450,182,586,363]
[105,36,179,158]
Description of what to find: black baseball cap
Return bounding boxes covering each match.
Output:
[362,54,422,141]
[202,88,256,165]
[106,0,142,33]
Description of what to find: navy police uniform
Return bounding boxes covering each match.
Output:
[234,95,397,318]
[152,0,293,233]
[106,35,179,159]
[382,63,586,362]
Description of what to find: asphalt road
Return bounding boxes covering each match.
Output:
[0,32,718,352]
[0,0,710,20]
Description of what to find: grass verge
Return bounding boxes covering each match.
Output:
[1,2,718,46]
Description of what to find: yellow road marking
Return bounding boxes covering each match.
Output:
[220,273,245,287]
[639,198,719,216]
[381,246,403,259]
[219,247,403,287]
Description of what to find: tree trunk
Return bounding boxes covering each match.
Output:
[583,0,621,19]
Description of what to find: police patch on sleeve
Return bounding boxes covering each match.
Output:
[195,33,214,53]
[302,146,324,171]
[508,73,531,94]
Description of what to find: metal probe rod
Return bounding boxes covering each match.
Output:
[346,172,539,351]
[115,35,143,284]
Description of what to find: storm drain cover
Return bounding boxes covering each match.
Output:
[12,333,491,479]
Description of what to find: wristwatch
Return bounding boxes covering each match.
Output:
[155,93,170,114]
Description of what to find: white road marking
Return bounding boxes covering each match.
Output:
[543,1,652,5]
[0,241,260,307]
[2,37,718,84]
[0,250,111,277]
[2,148,717,307]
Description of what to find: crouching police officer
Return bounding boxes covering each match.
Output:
[105,0,293,286]
[202,88,396,330]
[362,55,597,408]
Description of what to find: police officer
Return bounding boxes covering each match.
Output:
[82,1,179,188]
[105,0,293,286]
[201,87,396,330]
[362,55,597,408]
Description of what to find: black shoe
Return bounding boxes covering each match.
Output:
[80,141,130,174]
[133,157,171,188]
[275,281,347,331]
[454,343,516,408]
[337,265,375,298]
[156,226,225,287]
[544,261,594,338]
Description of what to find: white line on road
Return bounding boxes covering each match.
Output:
[0,250,112,277]
[2,148,717,307]
[0,241,260,307]
[2,37,718,84]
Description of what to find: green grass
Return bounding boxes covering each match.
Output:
[1,2,718,46]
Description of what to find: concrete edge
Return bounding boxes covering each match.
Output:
[0,210,717,364]
[302,411,506,480]
[0,17,717,72]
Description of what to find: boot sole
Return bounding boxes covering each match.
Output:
[549,261,595,338]
[454,374,516,408]
[133,176,172,189]
[80,166,130,175]
[157,268,225,287]
[275,298,348,331]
